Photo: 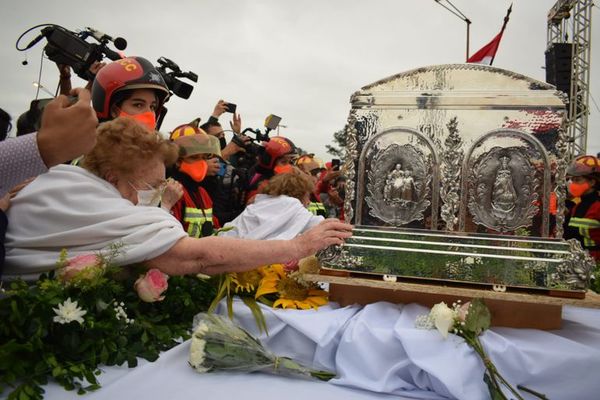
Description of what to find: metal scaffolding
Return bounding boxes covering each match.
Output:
[547,0,593,157]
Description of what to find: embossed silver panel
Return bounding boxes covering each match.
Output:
[321,64,594,293]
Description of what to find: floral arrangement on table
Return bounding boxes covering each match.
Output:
[416,298,548,400]
[0,247,216,400]
[209,256,328,332]
[188,313,335,381]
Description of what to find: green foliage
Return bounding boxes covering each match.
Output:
[0,269,216,399]
[326,129,347,158]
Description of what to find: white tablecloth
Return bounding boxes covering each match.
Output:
[37,301,600,400]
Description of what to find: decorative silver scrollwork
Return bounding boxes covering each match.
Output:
[316,244,363,269]
[468,147,539,232]
[440,117,463,231]
[365,143,431,226]
[343,110,359,223]
[554,125,569,238]
[555,239,594,290]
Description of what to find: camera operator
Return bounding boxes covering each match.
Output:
[57,61,106,96]
[201,99,251,161]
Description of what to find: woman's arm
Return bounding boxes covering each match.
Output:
[146,218,352,275]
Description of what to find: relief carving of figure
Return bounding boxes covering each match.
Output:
[491,155,517,218]
[384,163,416,204]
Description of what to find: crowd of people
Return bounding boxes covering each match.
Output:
[0,56,352,280]
[1,55,599,282]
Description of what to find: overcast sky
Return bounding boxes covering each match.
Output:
[1,0,598,161]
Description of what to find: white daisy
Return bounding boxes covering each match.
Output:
[53,298,87,325]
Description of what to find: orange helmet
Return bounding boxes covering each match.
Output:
[258,136,297,169]
[92,57,170,119]
[567,155,600,177]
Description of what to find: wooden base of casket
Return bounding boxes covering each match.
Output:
[305,271,600,330]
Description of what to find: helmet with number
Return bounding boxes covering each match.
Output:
[567,155,600,177]
[92,56,170,120]
[258,136,297,170]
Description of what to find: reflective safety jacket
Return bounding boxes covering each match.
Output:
[307,201,326,217]
[172,187,220,238]
[565,190,600,261]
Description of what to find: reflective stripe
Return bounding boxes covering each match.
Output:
[569,217,599,247]
[569,217,600,228]
[308,202,326,216]
[184,206,213,238]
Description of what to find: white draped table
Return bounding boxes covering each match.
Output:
[36,300,600,400]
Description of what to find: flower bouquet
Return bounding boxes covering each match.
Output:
[209,257,327,332]
[416,298,547,400]
[0,248,216,400]
[189,313,335,381]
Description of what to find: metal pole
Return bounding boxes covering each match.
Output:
[466,19,471,61]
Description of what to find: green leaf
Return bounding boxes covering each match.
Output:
[484,373,507,400]
[240,296,268,335]
[464,298,491,335]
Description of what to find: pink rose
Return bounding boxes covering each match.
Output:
[134,269,169,302]
[456,301,471,323]
[58,254,105,282]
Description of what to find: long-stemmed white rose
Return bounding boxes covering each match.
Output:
[429,302,455,338]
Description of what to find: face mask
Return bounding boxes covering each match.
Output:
[568,181,592,198]
[274,164,294,175]
[118,110,156,131]
[219,137,227,150]
[136,188,162,207]
[180,159,208,182]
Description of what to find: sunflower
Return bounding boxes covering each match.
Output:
[230,267,265,293]
[255,264,328,310]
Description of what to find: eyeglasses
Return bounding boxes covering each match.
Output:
[129,179,168,192]
[309,168,322,177]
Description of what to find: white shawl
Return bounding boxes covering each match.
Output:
[4,165,187,280]
[220,194,324,240]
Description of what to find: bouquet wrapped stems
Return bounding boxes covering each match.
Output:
[189,313,335,381]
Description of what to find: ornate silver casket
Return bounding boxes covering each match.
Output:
[320,64,594,293]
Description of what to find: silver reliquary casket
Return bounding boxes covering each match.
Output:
[320,64,594,294]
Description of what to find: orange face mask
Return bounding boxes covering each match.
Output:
[274,164,294,175]
[118,110,157,131]
[568,181,591,198]
[180,159,208,182]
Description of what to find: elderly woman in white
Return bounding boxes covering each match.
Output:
[3,118,352,280]
[220,170,324,240]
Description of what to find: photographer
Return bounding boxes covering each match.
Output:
[201,99,250,161]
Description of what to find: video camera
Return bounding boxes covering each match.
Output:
[234,114,282,147]
[230,114,282,169]
[155,57,198,100]
[17,24,127,81]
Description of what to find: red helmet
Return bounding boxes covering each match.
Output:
[258,136,297,169]
[92,57,170,119]
[567,155,600,177]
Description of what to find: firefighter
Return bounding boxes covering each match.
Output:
[564,155,600,261]
[245,136,297,204]
[295,155,327,217]
[168,124,221,238]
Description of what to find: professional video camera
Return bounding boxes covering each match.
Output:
[231,114,283,169]
[155,57,198,100]
[17,24,127,81]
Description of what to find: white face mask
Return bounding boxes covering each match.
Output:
[135,188,162,207]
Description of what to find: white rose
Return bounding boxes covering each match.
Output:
[429,302,456,338]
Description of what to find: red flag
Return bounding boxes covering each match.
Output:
[467,31,504,65]
[467,4,512,65]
